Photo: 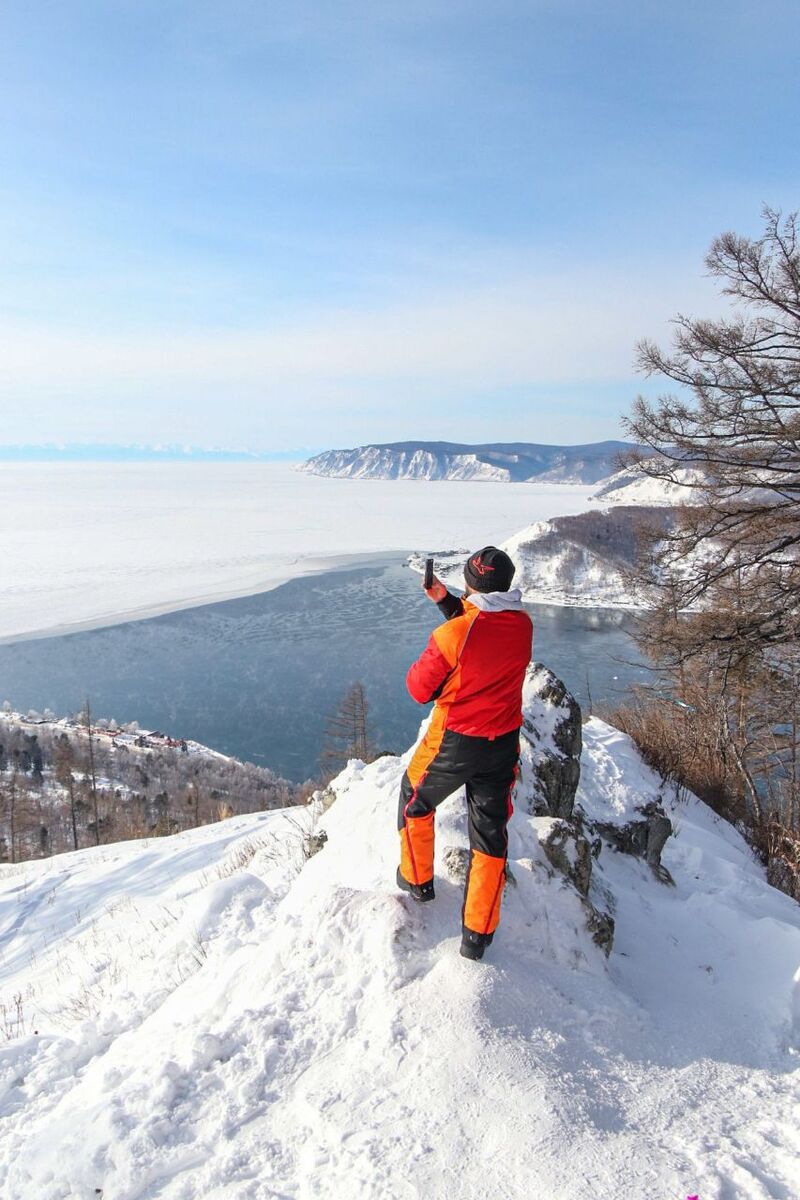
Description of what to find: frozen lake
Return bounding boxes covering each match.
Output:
[0,560,648,781]
[0,461,597,642]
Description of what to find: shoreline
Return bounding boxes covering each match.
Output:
[3,549,645,648]
[0,549,406,646]
[0,462,600,647]
[3,546,646,649]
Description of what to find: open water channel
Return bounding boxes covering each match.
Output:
[0,560,649,781]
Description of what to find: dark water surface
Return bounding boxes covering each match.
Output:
[0,561,649,780]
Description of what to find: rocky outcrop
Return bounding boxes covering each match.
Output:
[515,666,614,953]
[591,799,675,885]
[432,665,677,957]
[535,818,593,897]
[580,901,615,956]
[519,664,582,818]
[531,815,614,955]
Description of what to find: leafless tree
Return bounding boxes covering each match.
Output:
[320,682,372,778]
[624,206,800,659]
[0,763,34,863]
[618,208,800,897]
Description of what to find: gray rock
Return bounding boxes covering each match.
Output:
[538,820,593,897]
[530,754,582,819]
[533,668,583,761]
[580,899,615,956]
[591,799,675,885]
[442,844,516,892]
[520,663,582,819]
[443,845,470,885]
[304,829,328,858]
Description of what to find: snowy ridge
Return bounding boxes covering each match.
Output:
[591,461,706,506]
[501,517,643,608]
[412,506,675,609]
[1,693,799,1198]
[300,445,512,482]
[299,440,637,484]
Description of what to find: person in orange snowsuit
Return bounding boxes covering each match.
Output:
[396,546,533,960]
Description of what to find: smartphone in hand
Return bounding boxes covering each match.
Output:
[424,557,434,590]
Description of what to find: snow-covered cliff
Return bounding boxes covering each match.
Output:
[412,506,676,609]
[1,674,798,1199]
[300,440,637,484]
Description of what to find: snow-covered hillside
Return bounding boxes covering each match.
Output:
[413,507,675,609]
[300,440,636,484]
[0,707,301,864]
[591,462,705,506]
[1,682,798,1198]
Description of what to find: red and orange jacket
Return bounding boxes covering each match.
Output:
[406,589,533,740]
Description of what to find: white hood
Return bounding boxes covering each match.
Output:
[465,588,525,612]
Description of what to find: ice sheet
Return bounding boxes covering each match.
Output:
[0,461,595,641]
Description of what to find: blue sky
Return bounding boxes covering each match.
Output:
[0,0,797,451]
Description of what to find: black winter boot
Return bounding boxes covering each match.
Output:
[460,928,493,961]
[396,866,435,902]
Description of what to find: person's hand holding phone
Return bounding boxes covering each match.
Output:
[423,557,447,602]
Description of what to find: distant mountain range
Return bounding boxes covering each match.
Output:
[0,444,300,463]
[299,440,639,484]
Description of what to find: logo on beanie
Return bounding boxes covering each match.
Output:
[471,555,495,576]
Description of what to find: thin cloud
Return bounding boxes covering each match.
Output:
[0,263,719,399]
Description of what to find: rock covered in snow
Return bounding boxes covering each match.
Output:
[442,844,470,884]
[534,817,593,897]
[518,662,583,819]
[515,665,614,952]
[589,800,675,885]
[516,664,676,886]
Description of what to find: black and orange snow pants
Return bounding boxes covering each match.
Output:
[397,726,519,938]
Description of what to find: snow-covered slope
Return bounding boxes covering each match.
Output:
[1,692,798,1198]
[413,507,675,609]
[592,461,706,506]
[300,440,637,484]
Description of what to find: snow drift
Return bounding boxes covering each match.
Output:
[1,676,799,1199]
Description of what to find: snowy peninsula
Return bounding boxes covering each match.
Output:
[299,439,637,483]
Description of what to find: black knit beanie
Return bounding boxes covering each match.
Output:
[464,546,515,593]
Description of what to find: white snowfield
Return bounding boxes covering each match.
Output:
[0,462,596,642]
[1,719,799,1199]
